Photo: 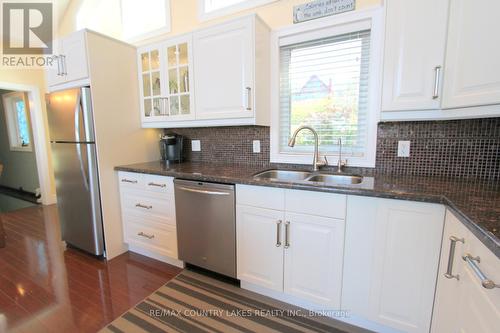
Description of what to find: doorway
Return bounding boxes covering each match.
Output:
[0,82,53,209]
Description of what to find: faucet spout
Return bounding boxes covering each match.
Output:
[288,126,327,172]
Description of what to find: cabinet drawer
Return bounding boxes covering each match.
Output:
[125,220,178,259]
[285,189,346,219]
[118,171,144,189]
[144,174,174,193]
[121,191,175,225]
[236,184,285,210]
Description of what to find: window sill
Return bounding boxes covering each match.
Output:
[270,151,375,168]
[10,146,32,153]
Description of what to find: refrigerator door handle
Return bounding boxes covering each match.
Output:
[74,94,90,190]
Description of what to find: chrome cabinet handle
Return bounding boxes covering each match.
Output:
[121,178,138,184]
[137,232,154,239]
[148,182,166,188]
[60,55,67,76]
[135,203,152,209]
[432,66,441,99]
[54,55,61,76]
[284,221,290,249]
[276,220,282,247]
[245,87,252,110]
[462,254,500,289]
[444,236,464,280]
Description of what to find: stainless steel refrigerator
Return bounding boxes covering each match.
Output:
[46,87,105,256]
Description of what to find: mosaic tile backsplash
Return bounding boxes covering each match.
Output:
[376,118,500,180]
[166,117,500,180]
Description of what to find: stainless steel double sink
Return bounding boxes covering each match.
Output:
[253,169,363,186]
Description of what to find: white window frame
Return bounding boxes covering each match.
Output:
[270,7,384,168]
[198,0,278,21]
[1,91,32,152]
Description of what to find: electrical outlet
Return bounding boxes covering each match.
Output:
[191,140,201,152]
[398,140,411,157]
[252,140,261,153]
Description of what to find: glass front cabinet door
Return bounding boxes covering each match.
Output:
[137,36,195,124]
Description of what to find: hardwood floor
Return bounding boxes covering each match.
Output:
[0,205,182,333]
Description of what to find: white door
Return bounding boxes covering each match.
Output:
[381,0,449,111]
[442,0,500,109]
[283,212,344,308]
[193,18,254,120]
[343,196,445,333]
[138,44,165,122]
[61,30,89,83]
[236,205,284,292]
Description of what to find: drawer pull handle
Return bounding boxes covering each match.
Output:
[462,253,500,289]
[444,236,464,280]
[148,182,166,188]
[121,179,138,184]
[284,221,290,249]
[276,220,282,247]
[137,232,155,239]
[135,203,152,209]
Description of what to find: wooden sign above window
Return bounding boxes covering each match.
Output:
[293,0,356,24]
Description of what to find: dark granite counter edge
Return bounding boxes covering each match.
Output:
[115,165,500,259]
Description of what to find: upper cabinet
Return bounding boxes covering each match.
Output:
[138,35,195,123]
[193,18,253,120]
[442,0,500,109]
[138,15,270,128]
[381,0,500,120]
[47,30,89,88]
[381,0,448,111]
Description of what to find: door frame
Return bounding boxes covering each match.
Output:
[0,81,55,205]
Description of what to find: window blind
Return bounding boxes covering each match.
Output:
[279,29,371,157]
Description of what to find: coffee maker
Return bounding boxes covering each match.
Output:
[159,134,184,163]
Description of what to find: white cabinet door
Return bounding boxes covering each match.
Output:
[432,210,500,333]
[47,31,89,87]
[283,212,344,308]
[236,205,284,292]
[442,0,500,109]
[381,0,449,111]
[138,44,164,122]
[193,18,254,120]
[61,30,89,83]
[343,196,445,333]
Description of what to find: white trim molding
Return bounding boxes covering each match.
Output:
[270,7,384,168]
[0,81,55,205]
[198,0,278,21]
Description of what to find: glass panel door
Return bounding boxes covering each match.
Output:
[165,41,193,118]
[139,48,165,119]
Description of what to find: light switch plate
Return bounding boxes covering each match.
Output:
[397,140,410,157]
[191,140,201,152]
[252,140,261,153]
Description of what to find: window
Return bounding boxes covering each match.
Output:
[199,0,277,20]
[2,92,32,152]
[271,10,383,167]
[77,0,171,42]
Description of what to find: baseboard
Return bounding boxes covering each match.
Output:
[240,281,402,333]
[128,244,184,268]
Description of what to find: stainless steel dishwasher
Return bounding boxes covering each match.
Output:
[174,179,236,278]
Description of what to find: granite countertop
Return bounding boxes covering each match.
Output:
[115,161,500,258]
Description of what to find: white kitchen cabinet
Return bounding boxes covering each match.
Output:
[284,212,344,307]
[236,185,346,308]
[138,34,195,123]
[236,205,284,292]
[193,17,253,120]
[343,195,445,333]
[139,14,270,128]
[442,0,500,109]
[47,30,89,88]
[431,210,500,333]
[117,171,181,266]
[381,0,449,111]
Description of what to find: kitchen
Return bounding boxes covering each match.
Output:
[0,0,498,332]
